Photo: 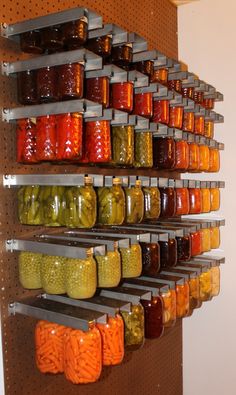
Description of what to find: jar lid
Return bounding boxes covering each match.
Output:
[113,177,121,185]
[84,176,93,185]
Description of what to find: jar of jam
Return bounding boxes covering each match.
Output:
[86,35,112,59]
[188,181,202,214]
[84,120,111,163]
[187,135,200,171]
[17,70,37,105]
[153,137,175,169]
[111,125,134,166]
[169,106,183,129]
[194,115,205,135]
[176,233,191,262]
[134,131,153,168]
[16,118,38,163]
[86,76,110,108]
[141,295,164,339]
[190,230,202,256]
[159,180,176,218]
[175,180,190,215]
[62,18,88,49]
[18,186,43,225]
[182,86,194,100]
[204,120,214,139]
[134,92,153,118]
[57,63,84,100]
[110,44,133,69]
[208,142,220,172]
[159,238,177,268]
[200,181,211,213]
[200,227,211,253]
[153,99,170,125]
[175,139,190,170]
[202,97,215,110]
[97,178,125,225]
[111,82,134,112]
[37,66,58,102]
[142,183,161,220]
[35,115,57,161]
[182,111,194,133]
[132,60,154,77]
[198,137,210,171]
[151,68,168,85]
[41,186,66,226]
[20,31,43,54]
[210,182,221,211]
[41,26,64,52]
[210,224,220,249]
[168,79,182,93]
[56,112,83,161]
[125,180,144,224]
[140,241,161,276]
[194,90,204,105]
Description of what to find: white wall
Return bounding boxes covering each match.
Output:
[178,1,236,394]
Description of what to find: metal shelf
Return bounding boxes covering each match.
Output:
[88,23,128,44]
[100,287,152,304]
[86,64,127,83]
[3,173,104,187]
[132,50,167,67]
[84,108,128,124]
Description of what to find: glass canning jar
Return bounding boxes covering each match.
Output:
[134,92,153,118]
[18,185,43,225]
[153,99,170,125]
[210,184,220,211]
[56,112,83,161]
[110,44,133,69]
[194,90,204,105]
[95,245,121,288]
[158,274,189,318]
[125,180,144,224]
[202,98,215,110]
[153,137,175,169]
[169,106,183,129]
[132,60,154,77]
[84,120,111,164]
[182,86,194,100]
[208,145,220,172]
[35,115,57,161]
[175,140,189,170]
[140,241,161,276]
[36,66,58,102]
[175,182,190,215]
[121,303,145,350]
[151,68,168,85]
[168,79,182,93]
[211,266,220,297]
[111,125,134,166]
[119,243,142,278]
[86,35,112,58]
[188,183,202,214]
[19,251,42,289]
[57,63,84,100]
[199,269,212,301]
[86,76,110,108]
[159,239,177,268]
[62,18,88,49]
[190,231,202,256]
[182,111,194,133]
[142,186,161,220]
[41,254,66,294]
[141,296,164,339]
[111,82,134,113]
[210,226,220,249]
[41,186,66,226]
[176,235,191,262]
[194,115,205,135]
[200,228,211,253]
[41,26,63,52]
[134,131,153,168]
[20,31,43,54]
[17,70,37,105]
[198,140,210,171]
[200,182,211,213]
[159,187,176,218]
[188,141,200,170]
[161,288,176,327]
[204,120,214,139]
[97,178,125,225]
[16,118,38,164]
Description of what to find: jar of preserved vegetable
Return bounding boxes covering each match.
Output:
[41,254,66,294]
[152,99,170,125]
[41,186,66,226]
[62,18,88,49]
[95,245,121,288]
[64,325,102,383]
[169,106,183,129]
[111,82,134,113]
[125,180,144,224]
[194,115,205,135]
[153,137,175,169]
[20,31,43,54]
[210,182,220,211]
[35,115,57,161]
[17,70,37,105]
[121,303,144,350]
[134,131,153,168]
[159,185,176,218]
[142,185,161,220]
[158,274,189,318]
[134,92,153,118]
[141,296,164,339]
[132,60,154,77]
[208,143,220,172]
[37,66,58,102]
[41,26,64,52]
[159,239,177,268]
[210,226,220,249]
[85,120,111,163]
[175,180,190,215]
[119,243,142,278]
[57,63,84,100]
[65,251,97,299]
[140,241,160,276]
[188,138,200,171]
[198,138,210,171]
[175,139,189,170]
[200,181,211,213]
[86,35,112,59]
[151,68,168,85]
[188,181,202,214]
[111,125,134,166]
[110,44,133,69]
[56,112,83,161]
[168,79,182,93]
[162,288,176,327]
[65,177,97,228]
[96,315,124,366]
[182,111,194,133]
[19,251,42,289]
[18,185,43,225]
[97,178,125,225]
[204,120,214,139]
[176,235,191,262]
[16,118,38,164]
[86,76,110,108]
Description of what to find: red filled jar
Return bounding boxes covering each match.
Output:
[202,98,215,110]
[57,63,84,100]
[208,143,220,172]
[182,111,194,133]
[134,92,153,118]
[175,180,190,215]
[151,68,168,85]
[110,44,133,69]
[153,99,170,125]
[159,184,176,218]
[153,137,175,169]
[182,86,194,100]
[84,120,111,163]
[86,76,109,108]
[194,90,204,105]
[194,115,205,135]
[35,115,57,161]
[187,135,200,171]
[37,66,58,102]
[111,82,134,113]
[141,296,164,339]
[176,234,191,261]
[86,35,112,59]
[169,106,183,129]
[56,112,83,160]
[16,118,38,163]
[159,239,177,268]
[198,138,210,171]
[188,181,202,214]
[17,70,37,105]
[190,230,202,256]
[175,139,189,170]
[140,241,161,276]
[168,79,182,93]
[132,60,154,77]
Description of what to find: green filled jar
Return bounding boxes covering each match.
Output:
[19,251,42,289]
[121,303,145,350]
[41,255,66,294]
[65,177,97,228]
[95,244,121,287]
[112,125,134,166]
[97,178,125,225]
[18,185,43,225]
[119,243,142,278]
[143,186,161,219]
[125,180,144,224]
[65,251,97,299]
[41,186,66,226]
[134,131,153,168]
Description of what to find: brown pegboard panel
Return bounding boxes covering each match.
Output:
[0,1,181,394]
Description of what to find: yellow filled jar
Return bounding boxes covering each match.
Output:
[95,243,121,288]
[200,181,211,213]
[210,265,221,297]
[190,262,212,302]
[210,226,220,249]
[125,179,144,224]
[198,137,210,171]
[97,177,125,225]
[200,227,211,253]
[119,243,142,278]
[210,181,221,211]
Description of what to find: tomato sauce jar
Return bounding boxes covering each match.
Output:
[37,66,58,103]
[35,115,57,161]
[56,112,83,161]
[134,91,153,118]
[169,105,183,129]
[62,17,88,50]
[84,120,111,163]
[16,118,38,163]
[159,179,176,218]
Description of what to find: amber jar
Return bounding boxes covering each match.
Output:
[200,228,211,253]
[175,181,190,215]
[86,76,109,108]
[110,44,133,69]
[204,120,214,139]
[194,90,204,105]
[194,115,205,135]
[132,60,154,77]
[210,226,220,249]
[203,98,215,110]
[84,120,111,163]
[200,182,211,213]
[210,183,220,211]
[141,296,164,339]
[176,235,191,262]
[37,66,58,102]
[57,63,84,100]
[188,182,202,214]
[151,68,168,85]
[159,187,176,218]
[182,86,194,100]
[35,115,57,161]
[208,144,220,172]
[182,111,194,133]
[169,106,183,129]
[111,82,134,113]
[190,230,202,256]
[134,92,153,118]
[140,242,161,276]
[16,119,38,164]
[198,139,210,171]
[188,140,200,171]
[153,100,170,125]
[175,140,189,170]
[159,239,177,268]
[153,137,175,169]
[20,31,43,54]
[41,26,64,52]
[17,70,37,105]
[56,113,83,160]
[86,35,112,59]
[62,19,88,49]
[168,79,182,93]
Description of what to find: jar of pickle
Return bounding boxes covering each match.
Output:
[153,99,170,125]
[62,18,88,49]
[20,31,43,54]
[169,106,183,129]
[134,92,153,118]
[86,76,110,108]
[57,63,84,100]
[18,185,43,225]
[194,115,205,135]
[132,60,154,77]
[168,79,182,93]
[65,250,97,299]
[65,177,97,228]
[41,254,66,294]
[121,303,145,350]
[210,224,220,249]
[110,44,133,69]
[41,186,66,226]
[37,66,58,102]
[159,238,177,268]
[188,181,202,214]
[111,82,134,113]
[200,181,211,213]
[134,131,153,168]
[86,35,112,59]
[208,142,220,172]
[119,243,142,278]
[141,295,164,339]
[35,115,57,161]
[142,184,161,220]
[140,241,160,276]
[176,234,191,262]
[175,180,190,215]
[19,251,42,289]
[16,118,38,163]
[175,139,189,170]
[187,135,200,170]
[159,182,176,218]
[96,245,121,288]
[204,120,214,139]
[153,137,175,169]
[125,180,144,224]
[97,178,125,225]
[210,182,221,211]
[200,227,211,253]
[111,125,134,166]
[56,112,83,161]
[85,120,111,163]
[198,137,210,171]
[64,325,102,384]
[41,26,64,52]
[151,68,168,85]
[17,70,37,105]
[182,111,194,133]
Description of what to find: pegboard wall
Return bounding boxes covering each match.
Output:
[0,1,182,394]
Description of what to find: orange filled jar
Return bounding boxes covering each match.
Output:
[134,91,153,118]
[210,181,222,211]
[182,86,194,100]
[194,114,205,135]
[202,97,215,110]
[84,120,111,164]
[151,68,168,85]
[194,90,204,105]
[188,180,202,214]
[210,221,221,249]
[111,82,134,113]
[175,136,189,170]
[132,60,154,78]
[204,120,214,139]
[169,105,183,129]
[16,118,38,164]
[198,137,210,171]
[153,98,170,125]
[168,78,182,93]
[190,228,202,256]
[200,181,211,213]
[182,111,195,133]
[96,315,124,366]
[187,134,200,171]
[160,274,189,318]
[208,141,221,172]
[199,225,211,253]
[175,180,190,215]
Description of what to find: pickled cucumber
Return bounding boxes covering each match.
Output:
[97,185,125,225]
[119,244,142,278]
[125,185,144,224]
[121,304,144,350]
[18,185,43,225]
[143,186,161,219]
[134,131,153,168]
[112,125,134,166]
[65,185,97,228]
[41,255,66,294]
[41,186,66,226]
[65,256,97,299]
[96,251,121,287]
[19,251,42,289]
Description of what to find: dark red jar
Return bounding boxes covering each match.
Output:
[182,111,195,133]
[132,60,154,77]
[134,92,153,118]
[176,235,191,261]
[182,87,194,100]
[153,137,175,170]
[56,113,83,160]
[41,26,63,52]
[153,100,170,124]
[159,187,176,218]
[175,140,189,170]
[140,242,161,276]
[84,120,111,163]
[151,68,168,85]
[86,35,112,59]
[169,106,183,129]
[159,239,177,268]
[168,79,182,93]
[202,98,215,110]
[111,82,134,113]
[190,231,202,256]
[110,44,133,69]
[20,31,43,54]
[17,70,37,105]
[194,115,205,135]
[189,187,202,214]
[141,296,164,339]
[194,91,204,105]
[37,66,58,102]
[175,187,190,215]
[35,115,57,161]
[86,77,110,108]
[57,63,84,100]
[62,19,88,50]
[16,118,38,163]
